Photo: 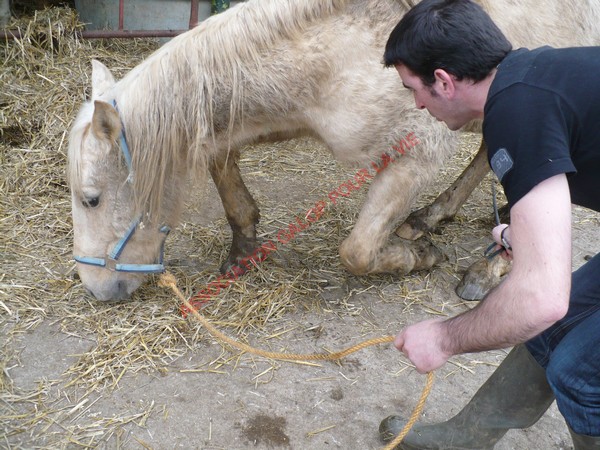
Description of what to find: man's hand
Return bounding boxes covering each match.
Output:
[394,318,452,373]
[492,224,513,260]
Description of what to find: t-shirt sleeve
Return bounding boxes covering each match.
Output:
[483,83,577,209]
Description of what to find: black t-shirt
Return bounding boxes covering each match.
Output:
[484,46,600,213]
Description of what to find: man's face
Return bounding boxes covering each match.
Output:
[395,64,468,131]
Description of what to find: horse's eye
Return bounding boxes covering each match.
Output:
[83,196,100,208]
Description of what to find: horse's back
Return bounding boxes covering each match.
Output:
[484,0,600,47]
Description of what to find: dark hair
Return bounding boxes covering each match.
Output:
[384,0,512,85]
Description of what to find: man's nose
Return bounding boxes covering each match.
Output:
[414,96,426,110]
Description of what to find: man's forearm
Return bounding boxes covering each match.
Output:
[396,175,573,374]
[440,276,563,356]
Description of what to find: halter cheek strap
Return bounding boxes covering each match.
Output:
[74,100,171,274]
[74,218,170,273]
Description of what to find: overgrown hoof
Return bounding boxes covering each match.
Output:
[455,256,511,301]
[219,258,249,276]
[219,240,263,275]
[395,209,433,241]
[412,238,446,272]
[455,277,491,301]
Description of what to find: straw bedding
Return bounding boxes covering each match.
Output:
[3,6,597,448]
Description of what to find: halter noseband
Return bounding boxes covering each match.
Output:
[73,100,171,274]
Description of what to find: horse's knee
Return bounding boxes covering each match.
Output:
[339,238,373,275]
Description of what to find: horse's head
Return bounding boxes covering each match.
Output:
[68,60,172,301]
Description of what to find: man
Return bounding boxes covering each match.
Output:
[378,0,600,449]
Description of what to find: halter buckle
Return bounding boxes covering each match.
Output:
[105,257,118,272]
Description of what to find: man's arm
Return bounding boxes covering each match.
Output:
[396,174,572,373]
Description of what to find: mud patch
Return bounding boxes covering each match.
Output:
[330,386,344,401]
[241,413,290,447]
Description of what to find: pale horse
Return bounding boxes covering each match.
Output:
[68,0,600,300]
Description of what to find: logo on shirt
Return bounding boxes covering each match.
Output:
[490,148,514,181]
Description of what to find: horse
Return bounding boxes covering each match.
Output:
[68,0,600,300]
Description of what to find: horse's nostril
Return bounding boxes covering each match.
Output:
[116,281,131,300]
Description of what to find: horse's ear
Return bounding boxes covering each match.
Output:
[91,59,116,100]
[91,100,121,142]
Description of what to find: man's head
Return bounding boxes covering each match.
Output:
[385,0,512,86]
[384,0,512,130]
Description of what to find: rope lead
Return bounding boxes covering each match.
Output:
[159,272,434,449]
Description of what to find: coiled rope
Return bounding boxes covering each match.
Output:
[159,272,434,450]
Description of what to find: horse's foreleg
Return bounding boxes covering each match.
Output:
[339,158,445,276]
[396,140,490,240]
[209,152,261,274]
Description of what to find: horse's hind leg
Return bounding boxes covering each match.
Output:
[396,140,490,240]
[209,151,261,274]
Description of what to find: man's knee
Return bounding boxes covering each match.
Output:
[545,343,594,394]
[546,347,600,435]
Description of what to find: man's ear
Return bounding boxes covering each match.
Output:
[91,100,121,142]
[433,69,456,98]
[91,59,116,100]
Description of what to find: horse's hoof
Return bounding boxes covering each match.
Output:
[220,242,271,276]
[411,238,446,271]
[395,213,431,241]
[455,278,490,301]
[455,256,510,301]
[219,259,248,276]
[395,220,426,240]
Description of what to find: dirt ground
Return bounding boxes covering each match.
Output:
[2,8,600,450]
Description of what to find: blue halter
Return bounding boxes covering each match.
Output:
[74,100,170,274]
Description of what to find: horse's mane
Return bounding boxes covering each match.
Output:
[111,0,350,222]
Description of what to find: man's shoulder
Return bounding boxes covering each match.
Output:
[489,46,600,100]
[488,47,551,98]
